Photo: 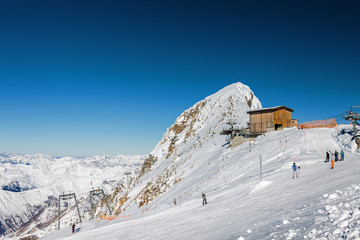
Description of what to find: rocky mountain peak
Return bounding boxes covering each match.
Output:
[153,82,262,158]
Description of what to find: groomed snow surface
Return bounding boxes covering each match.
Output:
[42,126,360,240]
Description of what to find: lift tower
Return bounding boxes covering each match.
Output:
[344,106,360,149]
[89,188,111,219]
[58,192,82,230]
[344,106,360,136]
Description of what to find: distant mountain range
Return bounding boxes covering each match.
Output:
[0,153,147,237]
[2,82,264,239]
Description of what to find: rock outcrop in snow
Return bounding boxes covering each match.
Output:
[156,82,261,158]
[112,82,262,211]
[14,82,360,240]
[4,82,263,238]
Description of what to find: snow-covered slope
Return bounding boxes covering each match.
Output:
[154,82,261,155]
[114,82,262,214]
[41,125,360,240]
[6,81,360,240]
[9,82,261,239]
[0,153,146,237]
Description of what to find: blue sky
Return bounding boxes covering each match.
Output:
[0,0,359,157]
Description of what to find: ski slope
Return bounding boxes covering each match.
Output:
[41,126,360,240]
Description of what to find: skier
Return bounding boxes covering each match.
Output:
[292,163,298,178]
[334,150,339,162]
[202,193,207,205]
[326,151,330,162]
[72,223,76,234]
[331,153,335,169]
[340,149,344,161]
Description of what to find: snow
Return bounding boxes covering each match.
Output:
[0,154,146,236]
[39,126,359,240]
[1,82,360,240]
[250,180,272,193]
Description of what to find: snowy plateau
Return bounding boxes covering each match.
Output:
[1,82,359,240]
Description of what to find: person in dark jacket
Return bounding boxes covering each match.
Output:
[335,150,339,161]
[72,223,76,233]
[326,151,330,162]
[202,193,207,205]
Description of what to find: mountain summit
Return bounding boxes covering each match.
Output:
[112,82,262,212]
[5,82,263,238]
[153,82,262,159]
[25,82,360,240]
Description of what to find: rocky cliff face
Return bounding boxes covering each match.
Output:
[11,82,263,239]
[108,82,262,214]
[154,82,261,158]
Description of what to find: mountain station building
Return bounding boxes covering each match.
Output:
[247,106,294,134]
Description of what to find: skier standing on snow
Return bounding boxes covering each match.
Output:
[331,154,335,169]
[72,223,76,234]
[326,151,330,162]
[202,193,207,205]
[292,163,298,178]
[340,149,344,161]
[335,150,339,161]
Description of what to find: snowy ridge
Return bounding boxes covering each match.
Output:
[3,82,360,240]
[41,82,360,240]
[0,153,146,237]
[41,125,360,240]
[123,82,261,212]
[22,82,262,238]
[154,82,261,153]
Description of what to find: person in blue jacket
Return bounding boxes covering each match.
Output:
[340,149,344,161]
[292,162,298,178]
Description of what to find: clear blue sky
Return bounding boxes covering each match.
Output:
[0,0,359,157]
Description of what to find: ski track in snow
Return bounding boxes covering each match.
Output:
[38,126,360,240]
[2,83,359,240]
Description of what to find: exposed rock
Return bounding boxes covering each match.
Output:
[20,235,39,240]
[2,181,36,192]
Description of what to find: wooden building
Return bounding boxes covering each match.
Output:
[247,106,294,134]
[291,119,298,127]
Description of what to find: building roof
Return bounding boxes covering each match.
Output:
[247,106,294,114]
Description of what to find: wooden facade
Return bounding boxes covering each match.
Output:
[291,119,298,127]
[248,106,294,134]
